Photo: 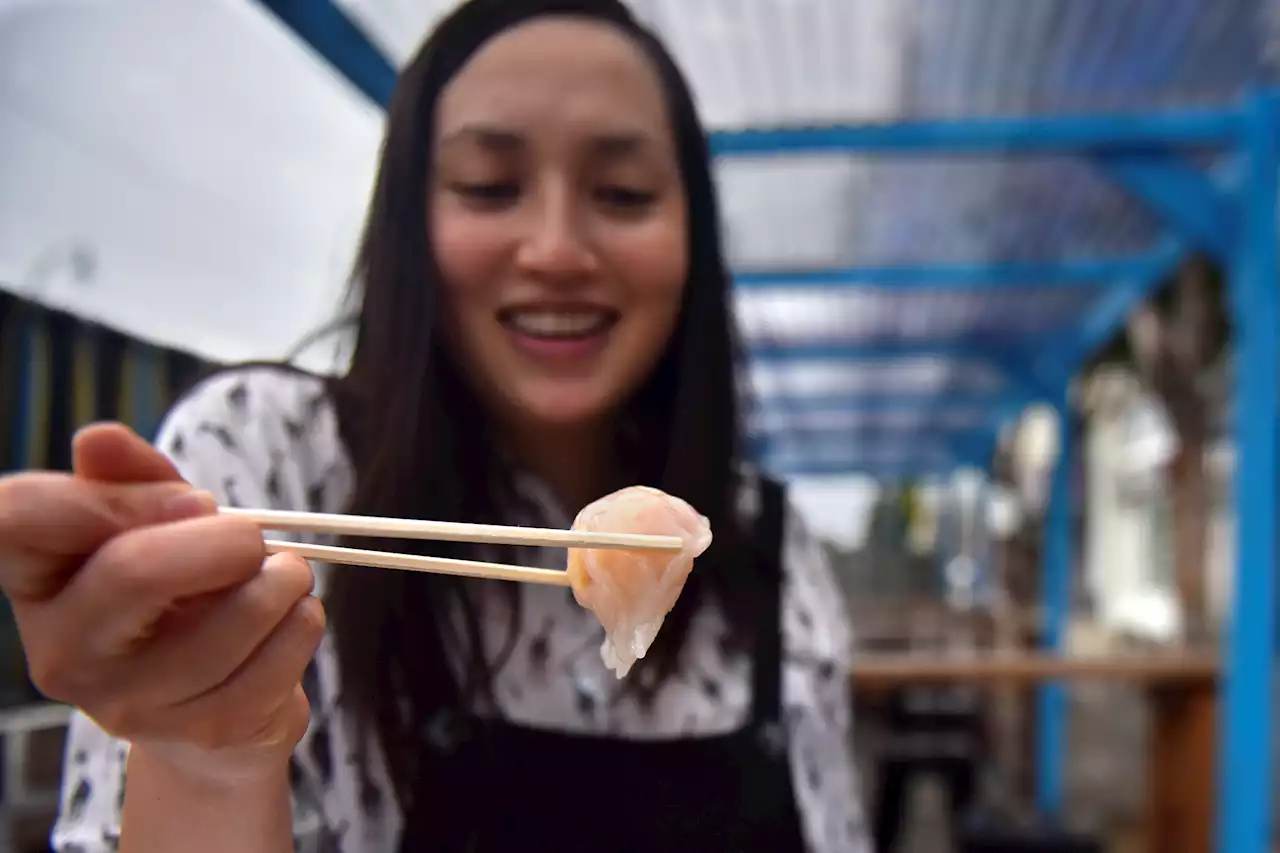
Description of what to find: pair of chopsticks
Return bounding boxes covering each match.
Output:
[219,507,684,587]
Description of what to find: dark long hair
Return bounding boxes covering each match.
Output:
[324,0,759,812]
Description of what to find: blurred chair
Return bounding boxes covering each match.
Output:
[0,703,72,853]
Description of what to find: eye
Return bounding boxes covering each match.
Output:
[451,182,521,207]
[596,186,656,210]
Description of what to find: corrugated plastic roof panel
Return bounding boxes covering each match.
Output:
[294,0,1270,476]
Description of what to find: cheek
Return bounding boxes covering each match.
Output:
[613,221,688,370]
[431,210,508,308]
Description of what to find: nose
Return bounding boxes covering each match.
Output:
[514,183,600,282]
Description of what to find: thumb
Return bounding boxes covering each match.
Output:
[73,422,183,484]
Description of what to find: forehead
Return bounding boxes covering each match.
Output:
[436,17,672,146]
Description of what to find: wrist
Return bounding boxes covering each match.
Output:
[122,747,294,853]
[128,741,293,791]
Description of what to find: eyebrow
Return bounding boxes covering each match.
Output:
[438,124,525,152]
[438,124,657,158]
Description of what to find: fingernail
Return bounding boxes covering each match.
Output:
[160,489,218,521]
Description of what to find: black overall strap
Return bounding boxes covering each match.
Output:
[749,474,787,733]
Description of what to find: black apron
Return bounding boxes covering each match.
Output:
[398,477,807,853]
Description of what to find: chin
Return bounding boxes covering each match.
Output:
[511,388,615,430]
[523,401,610,429]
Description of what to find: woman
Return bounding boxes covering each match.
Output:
[4,1,869,850]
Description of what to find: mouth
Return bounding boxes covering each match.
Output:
[497,306,620,341]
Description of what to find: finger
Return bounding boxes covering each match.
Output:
[128,553,315,708]
[0,475,217,601]
[73,423,183,484]
[163,596,325,753]
[55,515,267,655]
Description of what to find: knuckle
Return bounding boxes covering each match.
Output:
[23,620,100,704]
[204,517,269,581]
[26,647,81,702]
[94,535,165,598]
[216,516,269,555]
[0,472,54,521]
[291,597,327,646]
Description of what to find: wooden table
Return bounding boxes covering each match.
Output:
[851,652,1220,853]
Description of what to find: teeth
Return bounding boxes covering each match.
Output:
[507,311,610,338]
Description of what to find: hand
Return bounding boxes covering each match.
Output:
[0,423,324,784]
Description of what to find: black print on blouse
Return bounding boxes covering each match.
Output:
[700,675,722,703]
[529,633,550,671]
[73,749,88,765]
[319,819,350,853]
[302,659,320,701]
[305,393,327,421]
[227,382,248,414]
[574,686,596,718]
[307,482,327,513]
[360,776,383,814]
[196,421,238,453]
[66,777,92,822]
[168,432,185,459]
[223,477,242,508]
[266,463,282,505]
[805,751,823,790]
[309,720,334,785]
[817,660,835,682]
[797,608,813,631]
[102,829,120,851]
[717,629,736,662]
[284,418,306,442]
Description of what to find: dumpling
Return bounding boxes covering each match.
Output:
[566,486,713,678]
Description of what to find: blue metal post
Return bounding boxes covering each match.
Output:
[1217,90,1279,853]
[1037,400,1072,818]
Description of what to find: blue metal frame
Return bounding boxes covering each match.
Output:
[249,4,1279,850]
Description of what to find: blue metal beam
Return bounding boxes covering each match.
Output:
[1029,237,1187,383]
[733,254,1166,290]
[710,109,1241,157]
[1217,89,1279,853]
[256,0,397,106]
[1036,399,1073,819]
[1092,152,1236,261]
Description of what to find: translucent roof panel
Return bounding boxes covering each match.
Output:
[737,285,1105,348]
[3,0,1269,478]
[718,153,1175,271]
[188,0,1280,478]
[335,0,1265,259]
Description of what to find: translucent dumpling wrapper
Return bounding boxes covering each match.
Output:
[566,486,712,678]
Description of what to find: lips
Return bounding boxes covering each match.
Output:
[498,307,620,340]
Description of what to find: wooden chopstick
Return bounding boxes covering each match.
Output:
[264,540,571,586]
[221,507,684,553]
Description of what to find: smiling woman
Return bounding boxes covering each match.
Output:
[32,2,871,853]
[430,16,688,442]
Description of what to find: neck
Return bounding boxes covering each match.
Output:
[502,420,622,515]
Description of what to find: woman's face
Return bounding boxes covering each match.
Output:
[431,17,688,433]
